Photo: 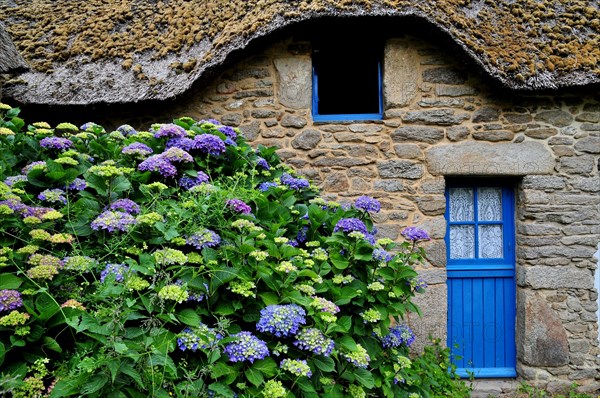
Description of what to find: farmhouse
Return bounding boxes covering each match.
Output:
[1,0,599,393]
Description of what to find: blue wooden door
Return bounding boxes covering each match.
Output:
[445,182,516,378]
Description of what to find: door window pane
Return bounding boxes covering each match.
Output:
[478,187,502,221]
[479,225,503,258]
[449,188,474,222]
[450,225,475,259]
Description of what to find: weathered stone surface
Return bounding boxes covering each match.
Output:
[251,109,276,118]
[522,175,566,190]
[472,130,514,141]
[426,141,555,175]
[334,132,363,142]
[419,217,446,239]
[517,290,570,367]
[239,120,261,140]
[419,267,447,284]
[394,144,422,159]
[402,109,470,126]
[273,57,311,109]
[409,284,447,354]
[580,123,600,131]
[384,39,420,108]
[418,98,464,108]
[424,240,446,267]
[504,113,533,124]
[225,67,270,81]
[416,196,446,215]
[261,127,286,138]
[574,136,600,153]
[281,114,307,128]
[221,113,242,126]
[472,107,500,122]
[391,126,444,143]
[373,179,404,192]
[233,89,273,99]
[435,84,477,97]
[348,124,383,133]
[313,157,373,167]
[575,112,600,123]
[534,110,573,127]
[422,67,466,84]
[291,129,322,150]
[525,128,558,139]
[377,160,424,179]
[518,267,594,289]
[321,172,349,192]
[420,177,445,194]
[548,136,573,145]
[558,156,595,175]
[446,126,469,141]
[570,176,600,192]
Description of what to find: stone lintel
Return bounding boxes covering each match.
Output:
[425,141,555,176]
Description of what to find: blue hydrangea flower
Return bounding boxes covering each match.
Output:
[91,210,137,232]
[333,218,368,235]
[382,324,416,349]
[256,157,270,170]
[117,124,137,135]
[67,178,87,191]
[38,189,67,204]
[280,173,309,190]
[224,331,269,363]
[166,137,197,152]
[226,199,252,214]
[161,147,193,163]
[122,142,153,157]
[22,161,46,174]
[256,304,306,337]
[217,125,237,140]
[138,154,178,177]
[373,248,393,263]
[293,328,335,356]
[354,196,381,213]
[186,229,221,250]
[177,323,223,351]
[0,289,23,312]
[4,175,28,187]
[296,226,308,243]
[258,182,278,192]
[109,199,140,215]
[401,227,430,241]
[280,359,312,378]
[153,123,187,138]
[179,172,210,190]
[39,137,73,150]
[100,263,129,283]
[194,134,226,156]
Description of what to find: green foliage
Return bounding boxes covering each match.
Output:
[0,105,466,397]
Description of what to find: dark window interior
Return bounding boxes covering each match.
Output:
[313,38,382,116]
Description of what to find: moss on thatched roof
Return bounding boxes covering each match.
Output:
[1,0,599,105]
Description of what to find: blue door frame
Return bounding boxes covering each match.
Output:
[445,180,517,378]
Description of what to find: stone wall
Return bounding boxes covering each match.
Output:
[81,32,599,391]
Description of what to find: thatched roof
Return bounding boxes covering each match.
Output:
[1,0,599,105]
[0,23,27,74]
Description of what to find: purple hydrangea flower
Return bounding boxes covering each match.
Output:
[80,122,99,131]
[117,124,137,135]
[294,328,335,356]
[186,229,221,250]
[217,126,237,141]
[401,227,430,241]
[0,290,23,312]
[199,119,222,126]
[100,263,129,283]
[256,157,270,170]
[122,142,153,156]
[109,199,140,215]
[355,196,381,213]
[22,161,47,174]
[91,210,137,232]
[179,172,210,190]
[409,276,428,291]
[333,218,368,235]
[280,173,309,190]
[162,147,193,163]
[382,324,416,349]
[194,134,226,156]
[39,137,73,150]
[224,138,237,147]
[258,182,278,192]
[226,199,252,214]
[138,154,178,177]
[38,189,67,204]
[373,248,393,263]
[166,137,197,152]
[153,123,187,139]
[256,304,307,337]
[4,175,28,187]
[224,331,270,363]
[67,178,87,191]
[296,226,308,244]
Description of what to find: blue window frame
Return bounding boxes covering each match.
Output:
[445,180,517,378]
[311,41,383,122]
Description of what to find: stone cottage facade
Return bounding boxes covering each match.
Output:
[2,1,599,393]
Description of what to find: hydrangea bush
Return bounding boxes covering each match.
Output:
[0,104,469,397]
